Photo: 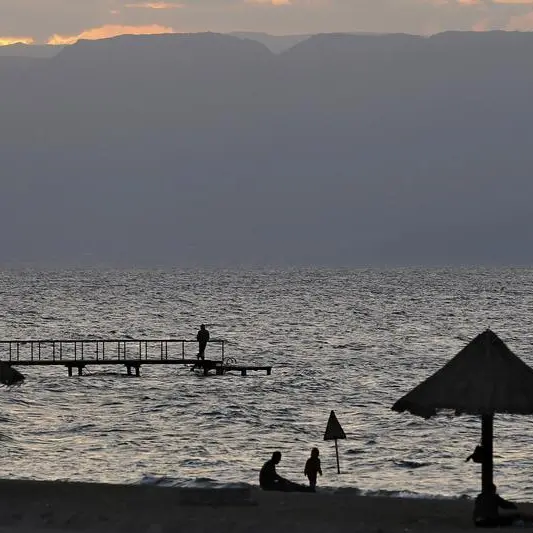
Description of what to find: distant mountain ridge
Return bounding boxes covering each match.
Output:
[0,31,309,57]
[0,30,382,58]
[52,32,273,65]
[229,31,311,53]
[0,43,62,57]
[1,30,533,266]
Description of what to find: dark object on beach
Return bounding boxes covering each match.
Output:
[392,329,533,496]
[473,483,522,528]
[304,447,323,489]
[466,445,485,464]
[0,361,24,386]
[196,325,210,360]
[260,451,313,493]
[324,410,346,474]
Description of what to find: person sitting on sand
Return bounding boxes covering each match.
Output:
[260,451,313,492]
[473,483,522,528]
[304,447,322,490]
[260,451,285,490]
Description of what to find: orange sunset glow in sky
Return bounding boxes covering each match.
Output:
[3,0,533,46]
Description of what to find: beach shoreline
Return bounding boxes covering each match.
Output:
[0,478,531,532]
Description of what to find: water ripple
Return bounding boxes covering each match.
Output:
[1,268,533,499]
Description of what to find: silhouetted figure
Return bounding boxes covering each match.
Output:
[259,451,313,492]
[260,451,284,490]
[196,324,209,360]
[0,362,24,386]
[466,445,485,463]
[304,447,322,490]
[473,484,521,528]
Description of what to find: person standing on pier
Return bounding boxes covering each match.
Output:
[197,324,210,360]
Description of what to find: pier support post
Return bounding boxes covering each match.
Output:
[78,366,83,376]
[241,369,247,376]
[266,368,271,376]
[126,365,140,376]
[67,365,72,377]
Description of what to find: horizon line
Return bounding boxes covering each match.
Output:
[1,28,532,47]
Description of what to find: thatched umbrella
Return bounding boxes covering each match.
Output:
[392,329,533,494]
[0,362,24,386]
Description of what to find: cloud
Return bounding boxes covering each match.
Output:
[4,0,533,44]
[506,9,533,27]
[0,36,35,45]
[47,24,175,45]
[124,2,184,8]
[244,0,291,4]
[471,16,492,28]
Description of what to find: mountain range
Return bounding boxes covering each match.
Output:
[1,31,532,267]
[0,43,62,58]
[0,32,309,58]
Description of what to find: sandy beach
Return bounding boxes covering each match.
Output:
[0,479,531,533]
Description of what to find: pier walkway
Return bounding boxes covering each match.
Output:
[0,339,272,377]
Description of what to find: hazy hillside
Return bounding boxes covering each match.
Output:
[0,44,62,57]
[1,31,533,267]
[0,55,46,78]
[230,32,310,53]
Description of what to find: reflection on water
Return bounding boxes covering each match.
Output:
[1,268,533,499]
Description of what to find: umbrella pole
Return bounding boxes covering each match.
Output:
[481,414,494,493]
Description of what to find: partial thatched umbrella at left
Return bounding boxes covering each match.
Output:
[0,362,24,386]
[392,329,533,495]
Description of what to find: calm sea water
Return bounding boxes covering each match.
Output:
[1,268,533,500]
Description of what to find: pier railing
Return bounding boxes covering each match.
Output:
[0,339,225,364]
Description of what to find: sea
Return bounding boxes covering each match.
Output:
[1,267,533,501]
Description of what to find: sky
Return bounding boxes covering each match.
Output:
[2,0,533,46]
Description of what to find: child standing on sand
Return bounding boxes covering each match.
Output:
[304,447,322,490]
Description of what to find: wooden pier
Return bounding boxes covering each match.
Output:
[0,339,272,377]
